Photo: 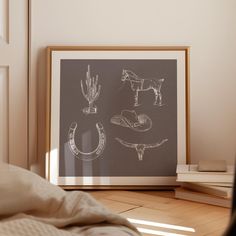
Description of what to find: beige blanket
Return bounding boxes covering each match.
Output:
[0,163,140,236]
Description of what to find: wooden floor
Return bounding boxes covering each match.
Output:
[88,190,230,236]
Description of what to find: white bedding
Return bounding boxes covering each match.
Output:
[0,163,140,236]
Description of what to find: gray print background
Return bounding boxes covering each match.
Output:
[59,59,177,177]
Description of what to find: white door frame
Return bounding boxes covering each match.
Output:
[0,0,29,168]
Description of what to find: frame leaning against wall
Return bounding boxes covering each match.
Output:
[46,46,190,189]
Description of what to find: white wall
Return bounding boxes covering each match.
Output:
[30,0,236,176]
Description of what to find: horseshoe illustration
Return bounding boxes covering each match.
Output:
[68,122,106,161]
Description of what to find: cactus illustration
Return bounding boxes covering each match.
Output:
[81,65,101,114]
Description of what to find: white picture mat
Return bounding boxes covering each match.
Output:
[49,50,187,186]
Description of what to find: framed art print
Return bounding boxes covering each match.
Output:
[46,46,190,188]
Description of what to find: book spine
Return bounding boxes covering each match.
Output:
[175,190,231,208]
[182,183,230,198]
[177,174,233,183]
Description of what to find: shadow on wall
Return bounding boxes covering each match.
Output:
[30,47,47,177]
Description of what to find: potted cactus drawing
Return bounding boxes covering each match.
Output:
[81,65,101,114]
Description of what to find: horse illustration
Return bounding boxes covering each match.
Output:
[121,69,165,107]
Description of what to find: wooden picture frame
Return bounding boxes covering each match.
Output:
[46,46,190,189]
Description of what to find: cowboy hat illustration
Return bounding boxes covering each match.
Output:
[110,110,152,132]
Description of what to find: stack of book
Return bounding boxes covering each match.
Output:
[175,164,234,208]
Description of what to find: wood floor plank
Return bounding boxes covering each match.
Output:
[120,207,185,224]
[105,191,182,210]
[171,203,229,220]
[140,190,176,198]
[98,198,139,214]
[204,227,227,236]
[120,207,195,236]
[88,190,118,199]
[190,216,229,236]
[89,190,230,236]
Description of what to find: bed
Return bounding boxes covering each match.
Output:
[0,163,140,236]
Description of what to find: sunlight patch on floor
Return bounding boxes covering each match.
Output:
[128,218,195,232]
[137,227,188,236]
[128,218,195,236]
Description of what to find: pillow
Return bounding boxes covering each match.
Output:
[0,162,65,216]
[0,162,139,236]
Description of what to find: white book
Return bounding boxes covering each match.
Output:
[177,164,234,173]
[176,165,234,183]
[202,182,233,187]
[175,187,231,208]
[182,182,232,199]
